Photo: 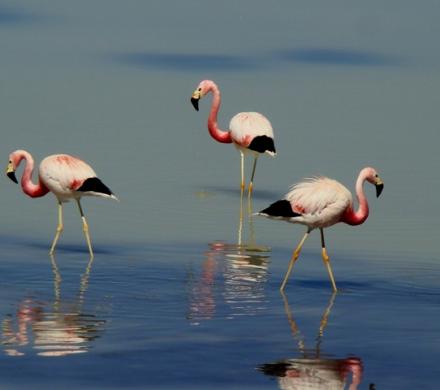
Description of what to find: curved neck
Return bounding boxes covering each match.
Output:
[206,82,232,144]
[342,172,369,226]
[16,151,49,198]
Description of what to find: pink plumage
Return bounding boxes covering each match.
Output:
[257,167,384,291]
[6,149,117,257]
[39,154,115,202]
[229,112,275,154]
[285,177,353,228]
[191,79,276,194]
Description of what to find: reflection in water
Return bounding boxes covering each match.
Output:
[187,194,271,323]
[1,255,105,357]
[187,251,217,322]
[259,293,363,389]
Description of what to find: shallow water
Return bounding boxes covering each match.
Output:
[1,225,439,389]
[0,0,439,389]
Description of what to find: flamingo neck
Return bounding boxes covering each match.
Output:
[342,171,369,226]
[16,150,49,198]
[206,81,232,144]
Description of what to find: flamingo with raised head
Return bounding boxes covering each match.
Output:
[191,80,276,195]
[6,150,117,257]
[256,167,384,292]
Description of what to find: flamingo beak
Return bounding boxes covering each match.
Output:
[191,97,199,111]
[191,90,201,111]
[6,162,17,184]
[375,178,384,198]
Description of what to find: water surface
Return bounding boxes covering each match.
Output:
[0,0,439,388]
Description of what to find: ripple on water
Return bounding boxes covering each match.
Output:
[186,241,272,324]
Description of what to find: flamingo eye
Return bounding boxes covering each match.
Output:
[198,88,202,91]
[375,174,378,177]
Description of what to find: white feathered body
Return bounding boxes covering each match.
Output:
[229,112,275,156]
[39,154,109,202]
[286,177,352,228]
[260,177,353,230]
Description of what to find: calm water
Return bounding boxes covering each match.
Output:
[0,0,439,389]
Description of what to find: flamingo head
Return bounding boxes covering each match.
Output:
[190,80,212,111]
[363,167,384,197]
[6,150,21,184]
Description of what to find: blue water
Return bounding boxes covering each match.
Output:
[0,204,439,389]
[0,0,439,388]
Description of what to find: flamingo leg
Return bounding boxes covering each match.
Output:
[240,151,245,194]
[76,199,94,258]
[320,228,337,292]
[280,229,311,291]
[238,187,244,247]
[247,156,258,196]
[49,202,64,255]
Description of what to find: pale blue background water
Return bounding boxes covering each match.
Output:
[0,1,439,389]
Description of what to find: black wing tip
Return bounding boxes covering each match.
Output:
[257,362,289,377]
[259,200,300,218]
[248,135,276,154]
[77,177,113,196]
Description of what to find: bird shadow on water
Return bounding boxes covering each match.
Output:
[0,234,122,257]
[25,241,114,256]
[197,185,281,202]
[294,278,372,293]
[258,292,369,389]
[0,254,106,357]
[0,5,39,25]
[111,52,258,72]
[109,47,403,74]
[276,47,403,67]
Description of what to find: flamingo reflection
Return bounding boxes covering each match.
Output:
[258,293,363,389]
[1,256,105,357]
[187,195,270,323]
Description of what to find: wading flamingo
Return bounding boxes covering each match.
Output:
[256,167,384,292]
[191,80,276,195]
[6,150,117,257]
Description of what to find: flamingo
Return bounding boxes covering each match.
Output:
[6,149,117,257]
[191,80,276,195]
[256,167,384,292]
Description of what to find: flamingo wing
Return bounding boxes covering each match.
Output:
[39,155,97,196]
[229,112,276,154]
[285,177,352,227]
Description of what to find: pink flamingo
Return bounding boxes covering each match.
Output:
[191,80,276,194]
[256,167,384,292]
[6,150,117,257]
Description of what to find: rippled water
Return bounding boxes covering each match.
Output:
[0,196,439,389]
[0,0,439,389]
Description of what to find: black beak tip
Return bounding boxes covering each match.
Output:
[191,97,199,111]
[7,171,18,184]
[376,183,384,198]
